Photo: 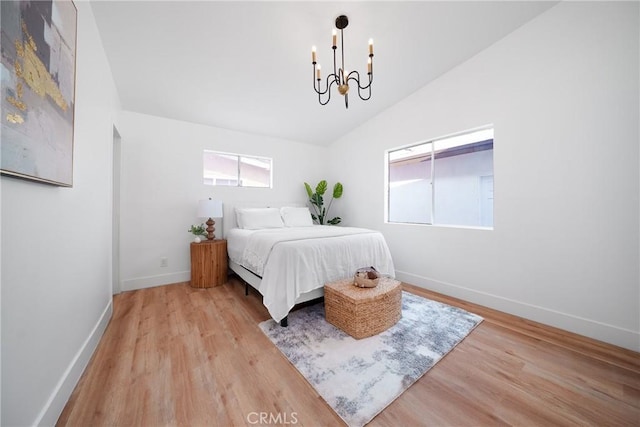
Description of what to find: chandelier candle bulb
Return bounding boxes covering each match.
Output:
[369,39,374,55]
[317,65,321,80]
[367,58,372,74]
[312,46,316,63]
[332,29,337,47]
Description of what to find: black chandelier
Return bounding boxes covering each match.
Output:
[311,15,374,109]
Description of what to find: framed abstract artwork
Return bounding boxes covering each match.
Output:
[1,0,77,187]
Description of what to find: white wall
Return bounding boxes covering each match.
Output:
[328,2,639,351]
[1,2,120,425]
[117,111,327,291]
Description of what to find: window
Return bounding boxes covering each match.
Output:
[203,150,272,188]
[387,126,494,228]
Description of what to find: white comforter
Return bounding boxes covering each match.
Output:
[227,226,395,322]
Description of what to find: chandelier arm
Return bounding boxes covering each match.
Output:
[317,74,339,105]
[318,91,330,106]
[313,62,339,96]
[356,84,372,101]
[313,77,329,96]
[347,69,373,91]
[354,71,373,101]
[313,63,324,95]
[343,70,373,101]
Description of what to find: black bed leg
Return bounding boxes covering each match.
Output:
[280,316,288,327]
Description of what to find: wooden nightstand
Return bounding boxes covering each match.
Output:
[190,239,228,288]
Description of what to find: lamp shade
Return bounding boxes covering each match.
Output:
[198,199,223,218]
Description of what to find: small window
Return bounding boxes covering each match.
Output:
[387,126,494,228]
[204,150,272,188]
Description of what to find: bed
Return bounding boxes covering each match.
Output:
[224,205,395,325]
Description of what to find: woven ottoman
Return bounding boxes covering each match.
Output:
[324,277,402,339]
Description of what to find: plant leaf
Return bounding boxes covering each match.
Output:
[333,182,343,199]
[316,180,327,196]
[304,182,313,198]
[328,217,342,225]
[311,193,323,207]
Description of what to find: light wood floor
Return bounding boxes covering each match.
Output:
[58,276,640,426]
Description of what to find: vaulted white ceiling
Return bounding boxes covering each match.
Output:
[90,1,556,146]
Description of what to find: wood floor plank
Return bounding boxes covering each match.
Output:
[57,277,640,426]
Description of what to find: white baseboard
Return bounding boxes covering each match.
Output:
[121,270,190,292]
[35,298,113,426]
[396,270,640,352]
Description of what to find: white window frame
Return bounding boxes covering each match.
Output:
[203,150,273,188]
[385,125,494,229]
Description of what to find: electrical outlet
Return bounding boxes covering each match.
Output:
[160,257,168,267]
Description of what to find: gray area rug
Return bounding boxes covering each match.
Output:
[259,291,483,427]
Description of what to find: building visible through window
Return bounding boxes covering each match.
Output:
[387,126,493,228]
[203,151,272,188]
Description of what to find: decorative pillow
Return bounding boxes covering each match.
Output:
[236,208,284,230]
[280,207,314,227]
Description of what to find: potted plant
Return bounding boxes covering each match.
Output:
[188,224,207,242]
[304,180,343,225]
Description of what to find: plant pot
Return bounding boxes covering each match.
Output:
[194,236,201,243]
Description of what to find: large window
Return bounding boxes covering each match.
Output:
[387,126,494,228]
[203,150,272,188]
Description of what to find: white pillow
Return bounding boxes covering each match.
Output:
[281,207,314,227]
[236,208,284,230]
[235,208,244,229]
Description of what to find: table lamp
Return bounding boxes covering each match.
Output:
[198,198,223,240]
